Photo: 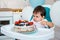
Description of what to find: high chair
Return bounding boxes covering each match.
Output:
[19,4,54,40]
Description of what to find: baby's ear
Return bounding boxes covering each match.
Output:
[43,16,45,18]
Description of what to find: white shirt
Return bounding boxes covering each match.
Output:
[31,19,49,29]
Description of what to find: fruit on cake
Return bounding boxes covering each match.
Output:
[14,20,36,33]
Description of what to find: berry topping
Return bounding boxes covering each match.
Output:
[28,22,33,25]
[15,21,20,25]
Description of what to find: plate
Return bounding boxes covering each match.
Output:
[12,27,38,34]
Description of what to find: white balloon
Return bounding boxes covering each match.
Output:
[50,1,60,26]
[21,6,34,21]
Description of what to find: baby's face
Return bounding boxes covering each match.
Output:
[33,12,44,22]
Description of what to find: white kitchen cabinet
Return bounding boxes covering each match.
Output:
[0,11,22,25]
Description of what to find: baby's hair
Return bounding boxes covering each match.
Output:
[33,6,46,17]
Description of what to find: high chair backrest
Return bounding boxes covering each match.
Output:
[42,5,52,22]
[21,5,52,22]
[30,5,52,22]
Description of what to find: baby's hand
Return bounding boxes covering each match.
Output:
[40,20,54,28]
[40,21,47,26]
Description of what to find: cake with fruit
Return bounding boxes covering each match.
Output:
[14,20,36,33]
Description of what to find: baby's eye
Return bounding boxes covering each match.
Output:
[36,16,39,18]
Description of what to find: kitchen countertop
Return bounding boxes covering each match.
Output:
[0,8,22,12]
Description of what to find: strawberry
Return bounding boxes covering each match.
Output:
[15,21,20,25]
[18,20,22,23]
[28,22,33,25]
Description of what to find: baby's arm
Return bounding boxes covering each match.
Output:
[46,21,54,28]
[41,21,54,28]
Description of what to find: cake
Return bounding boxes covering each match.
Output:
[14,20,36,33]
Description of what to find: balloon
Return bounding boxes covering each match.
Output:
[50,1,60,27]
[29,0,45,8]
[21,6,34,21]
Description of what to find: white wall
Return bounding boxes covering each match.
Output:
[0,0,57,9]
[45,0,55,5]
[0,0,30,9]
